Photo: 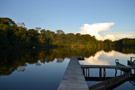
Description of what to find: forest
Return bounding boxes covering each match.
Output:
[0,17,135,50]
[0,17,135,75]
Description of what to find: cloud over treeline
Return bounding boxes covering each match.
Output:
[78,23,135,41]
[78,22,115,40]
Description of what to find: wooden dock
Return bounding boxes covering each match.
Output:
[89,73,130,90]
[85,76,135,81]
[57,57,89,90]
[58,57,135,90]
[81,64,135,77]
[81,65,135,69]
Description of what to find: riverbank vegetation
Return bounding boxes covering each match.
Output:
[0,17,135,76]
[0,17,135,50]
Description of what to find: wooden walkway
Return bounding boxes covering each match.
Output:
[85,76,135,81]
[81,65,135,69]
[57,57,89,90]
[58,57,135,90]
[81,64,135,78]
[89,73,130,90]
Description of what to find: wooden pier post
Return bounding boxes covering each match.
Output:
[99,68,102,77]
[103,68,106,77]
[115,69,117,77]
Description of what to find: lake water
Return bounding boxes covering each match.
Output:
[0,49,135,90]
[80,50,135,90]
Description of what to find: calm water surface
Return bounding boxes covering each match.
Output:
[80,50,135,90]
[0,55,69,90]
[0,49,135,90]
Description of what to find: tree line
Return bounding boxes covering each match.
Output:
[1,45,135,76]
[0,17,135,50]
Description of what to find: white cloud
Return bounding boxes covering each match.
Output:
[78,23,115,40]
[78,22,135,41]
[113,33,135,40]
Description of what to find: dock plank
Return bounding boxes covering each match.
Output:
[89,73,130,90]
[81,65,135,69]
[58,57,89,90]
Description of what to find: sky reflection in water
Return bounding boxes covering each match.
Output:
[80,50,135,66]
[0,50,135,90]
[80,50,135,90]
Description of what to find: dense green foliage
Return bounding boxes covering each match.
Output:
[0,18,55,48]
[114,38,135,48]
[0,17,135,75]
[0,17,135,50]
[0,17,102,49]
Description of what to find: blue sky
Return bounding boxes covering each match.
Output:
[0,0,135,40]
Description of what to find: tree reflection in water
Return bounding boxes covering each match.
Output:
[0,47,135,76]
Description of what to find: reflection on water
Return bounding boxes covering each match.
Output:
[80,50,135,66]
[0,48,135,90]
[79,50,135,90]
[16,66,25,72]
[80,50,113,65]
[0,59,69,90]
